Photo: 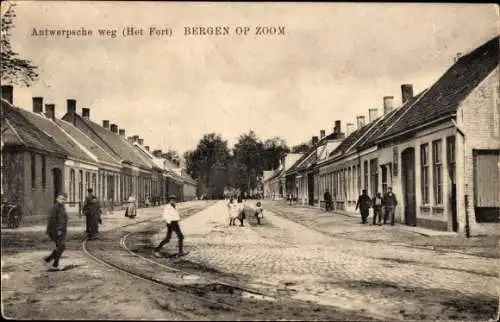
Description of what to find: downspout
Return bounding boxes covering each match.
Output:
[451,118,470,238]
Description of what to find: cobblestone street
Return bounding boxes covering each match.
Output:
[152,200,499,321]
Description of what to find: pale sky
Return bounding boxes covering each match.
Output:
[6,1,499,155]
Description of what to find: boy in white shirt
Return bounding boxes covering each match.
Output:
[153,195,185,257]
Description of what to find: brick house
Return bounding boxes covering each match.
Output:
[315,36,499,234]
[1,86,66,219]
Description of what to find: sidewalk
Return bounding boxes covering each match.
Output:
[264,200,499,259]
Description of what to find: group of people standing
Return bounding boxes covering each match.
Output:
[355,187,398,225]
[227,196,264,226]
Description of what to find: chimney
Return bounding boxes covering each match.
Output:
[67,99,76,114]
[102,120,110,129]
[356,116,366,129]
[110,124,118,134]
[346,123,355,136]
[82,108,90,119]
[45,104,55,121]
[320,130,325,139]
[368,108,378,123]
[145,146,150,151]
[138,138,144,145]
[119,129,125,137]
[132,135,139,143]
[454,52,462,63]
[401,84,414,104]
[32,97,43,113]
[383,96,394,115]
[312,136,319,146]
[127,136,133,144]
[153,149,162,158]
[1,85,13,104]
[333,120,341,134]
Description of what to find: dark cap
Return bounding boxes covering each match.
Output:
[168,195,177,200]
[87,188,93,192]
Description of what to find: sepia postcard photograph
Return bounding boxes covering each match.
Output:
[1,1,499,320]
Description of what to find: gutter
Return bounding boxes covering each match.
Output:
[451,118,470,238]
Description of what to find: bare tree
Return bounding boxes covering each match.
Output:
[1,3,38,87]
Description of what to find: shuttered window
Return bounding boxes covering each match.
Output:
[474,152,500,207]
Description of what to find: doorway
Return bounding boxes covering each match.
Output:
[401,148,417,226]
[52,168,63,202]
[308,173,315,205]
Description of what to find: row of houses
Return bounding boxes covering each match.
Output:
[1,86,197,220]
[264,36,499,234]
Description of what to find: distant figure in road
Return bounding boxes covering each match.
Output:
[254,201,264,225]
[153,195,185,257]
[82,188,102,239]
[372,192,383,225]
[227,196,240,226]
[355,189,372,224]
[125,195,136,218]
[383,187,398,225]
[237,196,245,227]
[44,192,68,270]
[324,189,333,212]
[288,192,293,205]
[144,195,151,208]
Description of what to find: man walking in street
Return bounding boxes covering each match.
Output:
[324,189,333,212]
[82,188,102,240]
[355,189,371,224]
[44,192,68,270]
[153,195,185,257]
[383,187,398,225]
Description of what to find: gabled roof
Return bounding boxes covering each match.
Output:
[16,108,96,164]
[67,113,152,169]
[1,99,66,156]
[378,35,499,141]
[55,119,121,167]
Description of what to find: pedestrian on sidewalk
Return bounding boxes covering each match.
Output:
[237,195,246,227]
[372,192,383,225]
[44,192,68,270]
[355,189,372,224]
[124,195,136,218]
[82,188,102,240]
[153,195,185,257]
[227,196,239,226]
[254,201,264,225]
[324,189,333,212]
[383,187,398,225]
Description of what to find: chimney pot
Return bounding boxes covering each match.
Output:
[102,120,110,129]
[401,84,414,104]
[334,120,341,135]
[145,146,150,151]
[119,129,125,137]
[132,135,139,143]
[368,108,378,123]
[320,130,325,139]
[153,150,163,158]
[110,124,118,134]
[138,138,144,145]
[1,85,13,104]
[82,108,90,119]
[32,97,43,113]
[383,96,394,115]
[346,123,355,136]
[356,115,366,129]
[312,136,319,146]
[45,104,55,121]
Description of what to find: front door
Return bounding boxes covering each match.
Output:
[52,168,63,202]
[402,148,417,226]
[308,173,315,205]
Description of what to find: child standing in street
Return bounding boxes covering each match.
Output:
[254,201,264,225]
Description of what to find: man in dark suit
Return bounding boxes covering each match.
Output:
[82,188,102,239]
[44,192,68,270]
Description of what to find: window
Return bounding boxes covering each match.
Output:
[381,166,388,195]
[85,172,90,191]
[70,169,76,202]
[432,140,443,204]
[363,161,368,190]
[446,136,456,184]
[357,164,361,195]
[79,170,83,202]
[420,144,430,204]
[370,159,378,196]
[92,173,97,193]
[41,155,46,188]
[31,153,36,188]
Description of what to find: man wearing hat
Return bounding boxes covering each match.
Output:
[44,192,69,269]
[82,188,102,239]
[153,195,185,257]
